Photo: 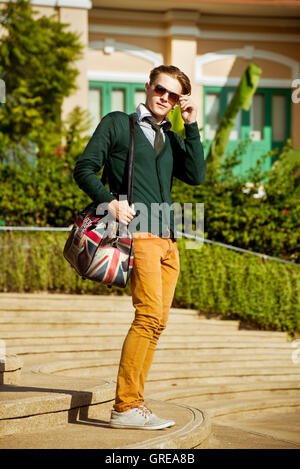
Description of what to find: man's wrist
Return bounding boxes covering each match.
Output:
[184,119,197,125]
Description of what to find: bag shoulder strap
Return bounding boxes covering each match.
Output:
[101,114,136,204]
[127,114,135,206]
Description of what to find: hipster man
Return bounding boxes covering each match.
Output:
[74,65,206,429]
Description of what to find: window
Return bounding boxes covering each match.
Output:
[203,86,291,175]
[250,93,264,141]
[272,94,286,142]
[205,93,220,140]
[134,90,146,109]
[88,88,102,135]
[111,88,126,113]
[88,82,146,135]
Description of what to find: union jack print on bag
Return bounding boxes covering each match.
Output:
[63,203,134,288]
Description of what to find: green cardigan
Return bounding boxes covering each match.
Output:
[73,111,206,238]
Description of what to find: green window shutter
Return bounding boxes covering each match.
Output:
[88,81,146,135]
[203,86,291,179]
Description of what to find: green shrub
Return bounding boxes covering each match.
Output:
[0,231,299,335]
[175,238,300,335]
[171,140,300,264]
[0,0,90,228]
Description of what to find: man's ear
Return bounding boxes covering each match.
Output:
[145,82,150,92]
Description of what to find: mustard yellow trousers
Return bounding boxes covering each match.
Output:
[113,232,180,412]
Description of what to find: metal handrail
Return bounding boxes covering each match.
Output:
[0,225,298,267]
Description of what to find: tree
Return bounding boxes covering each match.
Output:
[0,0,91,227]
[0,0,83,152]
[168,105,186,141]
[205,62,262,183]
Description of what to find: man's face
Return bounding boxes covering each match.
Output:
[145,73,182,122]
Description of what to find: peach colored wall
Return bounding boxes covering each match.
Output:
[203,57,292,79]
[89,32,166,57]
[197,39,300,65]
[165,37,203,128]
[200,23,300,35]
[292,100,300,147]
[29,5,57,18]
[166,38,197,82]
[87,49,155,73]
[58,7,89,123]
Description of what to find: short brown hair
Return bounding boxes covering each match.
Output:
[149,65,191,95]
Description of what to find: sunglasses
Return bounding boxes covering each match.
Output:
[152,84,180,106]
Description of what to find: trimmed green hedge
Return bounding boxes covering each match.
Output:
[175,238,300,335]
[0,231,299,334]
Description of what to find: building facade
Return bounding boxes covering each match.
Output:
[2,0,300,176]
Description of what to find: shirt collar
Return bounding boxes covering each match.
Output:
[136,103,172,132]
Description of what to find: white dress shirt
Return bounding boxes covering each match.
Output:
[135,103,172,149]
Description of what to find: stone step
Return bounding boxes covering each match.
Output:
[205,396,300,422]
[2,335,289,348]
[148,379,300,396]
[144,374,300,395]
[0,318,238,333]
[2,369,299,438]
[146,369,300,386]
[1,327,288,342]
[1,293,299,449]
[26,358,298,377]
[211,410,300,449]
[148,390,300,425]
[0,354,23,385]
[0,293,133,308]
[28,357,296,377]
[1,310,229,328]
[0,319,238,331]
[16,346,292,360]
[0,379,115,437]
[0,293,233,321]
[2,384,298,447]
[18,349,293,375]
[0,399,211,449]
[5,341,292,359]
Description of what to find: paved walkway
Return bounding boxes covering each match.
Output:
[0,293,300,449]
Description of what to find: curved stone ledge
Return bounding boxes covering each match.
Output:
[119,404,210,450]
[0,293,299,449]
[0,380,116,436]
[0,354,23,385]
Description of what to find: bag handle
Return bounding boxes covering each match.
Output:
[127,114,135,207]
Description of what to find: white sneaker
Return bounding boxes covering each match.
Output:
[110,405,175,430]
[142,405,176,429]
